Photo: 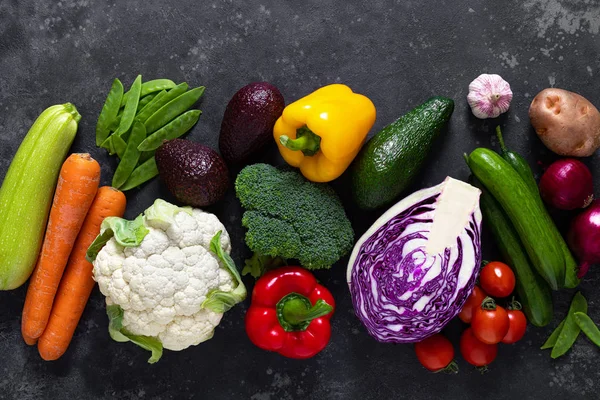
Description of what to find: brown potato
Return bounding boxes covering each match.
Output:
[529,88,600,157]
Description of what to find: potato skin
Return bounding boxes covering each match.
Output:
[529,88,600,157]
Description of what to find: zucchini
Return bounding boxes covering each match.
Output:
[0,103,80,290]
[467,148,565,290]
[495,127,580,288]
[472,177,553,327]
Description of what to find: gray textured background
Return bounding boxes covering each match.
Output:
[1,0,600,399]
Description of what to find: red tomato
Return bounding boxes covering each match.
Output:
[501,309,528,344]
[458,285,487,323]
[414,334,454,372]
[460,327,498,367]
[471,302,510,344]
[480,261,516,298]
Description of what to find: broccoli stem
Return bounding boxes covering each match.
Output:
[279,125,321,156]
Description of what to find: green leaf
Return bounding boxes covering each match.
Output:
[203,231,247,313]
[106,304,163,364]
[242,253,286,279]
[144,199,192,228]
[86,215,149,262]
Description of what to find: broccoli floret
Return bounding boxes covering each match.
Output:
[235,164,354,272]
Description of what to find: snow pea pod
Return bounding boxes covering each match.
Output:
[144,86,205,134]
[96,78,124,146]
[138,110,201,151]
[551,291,588,358]
[136,93,157,113]
[120,157,158,191]
[99,134,127,158]
[541,320,566,349]
[112,121,146,189]
[139,150,155,164]
[135,90,167,122]
[115,75,142,136]
[136,83,188,124]
[574,312,600,347]
[108,108,124,132]
[121,79,176,106]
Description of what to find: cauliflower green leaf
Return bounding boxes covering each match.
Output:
[86,215,149,262]
[107,304,163,364]
[203,231,247,313]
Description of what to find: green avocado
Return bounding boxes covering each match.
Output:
[351,96,455,210]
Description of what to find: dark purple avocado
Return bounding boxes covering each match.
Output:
[156,139,229,207]
[219,82,285,165]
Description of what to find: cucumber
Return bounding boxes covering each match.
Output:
[467,148,565,290]
[471,177,553,327]
[0,103,81,290]
[495,127,580,288]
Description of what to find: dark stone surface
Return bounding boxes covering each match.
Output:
[1,0,599,399]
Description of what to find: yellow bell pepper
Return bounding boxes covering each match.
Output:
[273,84,376,182]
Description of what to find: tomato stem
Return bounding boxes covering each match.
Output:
[434,360,459,374]
[480,296,497,311]
[508,297,522,311]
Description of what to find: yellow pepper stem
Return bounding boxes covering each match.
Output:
[279,126,321,156]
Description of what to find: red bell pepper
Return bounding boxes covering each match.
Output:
[245,266,335,359]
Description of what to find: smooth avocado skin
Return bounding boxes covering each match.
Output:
[219,82,285,165]
[351,96,455,210]
[156,139,229,207]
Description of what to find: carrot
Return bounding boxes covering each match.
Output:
[21,153,101,344]
[37,186,126,360]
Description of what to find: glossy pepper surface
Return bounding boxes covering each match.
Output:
[245,266,335,359]
[273,84,376,182]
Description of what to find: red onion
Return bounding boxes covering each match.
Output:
[539,159,593,210]
[568,200,600,278]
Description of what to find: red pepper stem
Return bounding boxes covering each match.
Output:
[279,125,321,156]
[276,293,332,332]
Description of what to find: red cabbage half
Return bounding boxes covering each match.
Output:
[347,177,482,343]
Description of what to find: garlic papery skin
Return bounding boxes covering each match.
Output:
[467,74,513,119]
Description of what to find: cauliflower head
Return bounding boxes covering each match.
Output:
[88,199,246,360]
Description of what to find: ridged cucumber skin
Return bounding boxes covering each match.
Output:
[472,178,553,327]
[0,103,80,290]
[351,96,454,210]
[499,149,580,288]
[467,148,565,290]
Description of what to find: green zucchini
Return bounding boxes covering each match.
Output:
[495,127,580,288]
[472,177,553,327]
[0,103,81,290]
[467,148,565,290]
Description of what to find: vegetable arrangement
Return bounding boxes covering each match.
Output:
[1,69,599,371]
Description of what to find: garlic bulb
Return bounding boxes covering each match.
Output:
[467,74,513,119]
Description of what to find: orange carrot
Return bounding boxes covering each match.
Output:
[21,153,101,344]
[37,186,126,360]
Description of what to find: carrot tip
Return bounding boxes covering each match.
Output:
[23,335,38,346]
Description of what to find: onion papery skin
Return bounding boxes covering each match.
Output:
[347,182,482,343]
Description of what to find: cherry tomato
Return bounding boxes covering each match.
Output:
[460,327,498,367]
[480,261,516,298]
[458,285,487,323]
[501,309,528,344]
[414,334,455,372]
[471,299,510,344]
